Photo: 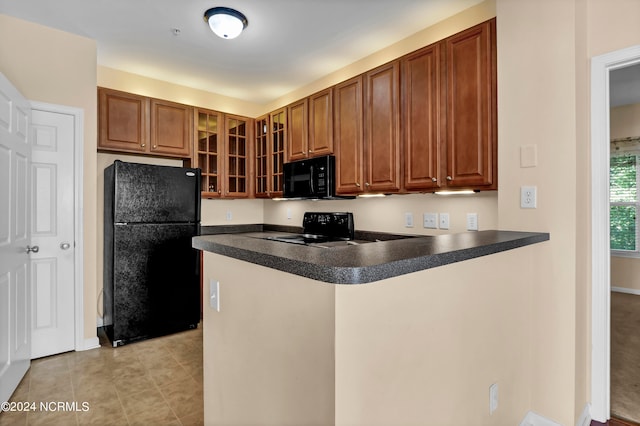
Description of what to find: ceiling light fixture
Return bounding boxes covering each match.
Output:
[204,7,248,40]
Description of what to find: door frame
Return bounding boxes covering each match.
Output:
[29,101,93,352]
[590,44,640,422]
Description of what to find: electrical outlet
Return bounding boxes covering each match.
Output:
[467,213,478,231]
[287,208,292,220]
[520,186,537,209]
[423,213,438,229]
[439,213,450,230]
[405,212,414,228]
[489,383,498,414]
[226,210,233,221]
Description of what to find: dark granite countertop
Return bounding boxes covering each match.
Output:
[193,226,549,284]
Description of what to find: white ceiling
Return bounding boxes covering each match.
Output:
[0,0,485,104]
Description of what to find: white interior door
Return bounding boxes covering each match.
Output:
[0,73,32,403]
[29,108,75,359]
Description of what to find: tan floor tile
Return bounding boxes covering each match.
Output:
[179,411,205,426]
[25,408,78,426]
[0,410,28,426]
[159,376,203,419]
[75,397,127,426]
[120,387,167,417]
[4,326,203,426]
[125,399,180,426]
[147,360,190,387]
[114,373,156,398]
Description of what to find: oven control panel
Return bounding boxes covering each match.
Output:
[302,212,354,240]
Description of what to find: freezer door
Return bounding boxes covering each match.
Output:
[109,161,201,223]
[108,223,200,344]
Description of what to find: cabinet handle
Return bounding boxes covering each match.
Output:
[153,145,157,149]
[365,182,370,187]
[309,150,314,153]
[141,143,146,148]
[431,177,437,182]
[355,182,361,187]
[446,176,453,181]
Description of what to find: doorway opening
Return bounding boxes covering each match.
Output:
[591,45,640,423]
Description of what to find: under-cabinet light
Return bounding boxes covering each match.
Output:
[434,190,476,195]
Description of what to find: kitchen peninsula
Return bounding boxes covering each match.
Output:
[193,228,549,425]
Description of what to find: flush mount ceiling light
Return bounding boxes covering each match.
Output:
[204,7,248,39]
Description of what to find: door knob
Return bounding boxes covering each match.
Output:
[60,242,71,250]
[26,245,39,254]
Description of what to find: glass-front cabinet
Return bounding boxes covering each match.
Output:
[194,108,222,197]
[225,115,250,198]
[193,109,252,198]
[254,109,286,198]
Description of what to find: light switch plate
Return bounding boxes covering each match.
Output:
[467,213,478,231]
[210,280,220,312]
[423,213,438,229]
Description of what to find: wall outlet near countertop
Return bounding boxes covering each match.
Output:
[405,212,414,228]
[439,213,450,230]
[423,213,438,229]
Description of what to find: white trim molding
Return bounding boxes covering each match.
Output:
[519,411,563,426]
[611,286,640,296]
[29,101,90,352]
[591,44,640,423]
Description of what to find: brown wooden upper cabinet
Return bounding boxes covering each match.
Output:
[401,18,496,192]
[98,87,192,158]
[254,108,286,198]
[443,18,496,190]
[335,61,401,196]
[364,61,401,193]
[287,89,334,162]
[334,76,365,195]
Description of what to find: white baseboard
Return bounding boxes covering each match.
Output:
[519,411,563,426]
[78,337,100,351]
[577,403,591,426]
[611,286,640,295]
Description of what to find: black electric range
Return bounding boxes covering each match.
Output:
[265,212,357,246]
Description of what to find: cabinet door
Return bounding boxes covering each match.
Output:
[150,99,192,158]
[287,99,308,161]
[254,115,270,198]
[308,89,333,157]
[365,61,401,193]
[402,43,442,191]
[194,108,223,198]
[444,18,496,189]
[98,88,148,153]
[270,109,286,197]
[334,76,364,194]
[225,115,252,198]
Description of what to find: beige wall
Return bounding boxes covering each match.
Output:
[264,193,498,235]
[496,1,578,424]
[201,238,542,425]
[0,14,98,343]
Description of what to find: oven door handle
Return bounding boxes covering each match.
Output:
[309,165,315,195]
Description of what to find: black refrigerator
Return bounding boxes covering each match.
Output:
[103,160,201,347]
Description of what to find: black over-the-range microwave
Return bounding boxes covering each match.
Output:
[283,155,351,200]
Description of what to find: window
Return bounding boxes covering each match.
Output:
[610,151,640,255]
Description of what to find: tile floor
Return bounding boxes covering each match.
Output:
[0,325,203,426]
